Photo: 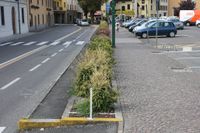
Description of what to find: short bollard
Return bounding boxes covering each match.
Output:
[88,88,93,120]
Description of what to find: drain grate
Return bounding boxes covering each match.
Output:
[171,67,192,72]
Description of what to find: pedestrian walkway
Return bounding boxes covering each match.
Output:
[114,28,200,132]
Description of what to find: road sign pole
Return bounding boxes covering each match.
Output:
[112,0,116,48]
[156,0,159,48]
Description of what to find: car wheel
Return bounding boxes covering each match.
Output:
[141,33,147,38]
[169,32,175,37]
[197,24,200,28]
[186,22,190,26]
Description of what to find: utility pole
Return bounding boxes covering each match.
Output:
[156,0,160,48]
[111,0,116,48]
[16,0,21,34]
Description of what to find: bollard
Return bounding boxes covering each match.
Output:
[88,88,93,120]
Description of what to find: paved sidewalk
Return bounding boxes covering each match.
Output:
[114,28,200,133]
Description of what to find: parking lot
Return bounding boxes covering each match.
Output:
[139,26,200,72]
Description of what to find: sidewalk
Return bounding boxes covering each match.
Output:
[114,28,200,132]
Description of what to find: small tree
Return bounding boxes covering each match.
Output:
[174,0,196,16]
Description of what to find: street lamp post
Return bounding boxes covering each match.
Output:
[16,0,21,34]
[111,0,116,48]
[134,0,137,18]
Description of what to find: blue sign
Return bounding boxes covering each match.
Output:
[106,2,110,14]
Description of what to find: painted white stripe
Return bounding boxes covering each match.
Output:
[37,41,48,46]
[0,42,12,46]
[11,42,24,46]
[63,41,72,46]
[65,44,70,48]
[42,58,50,64]
[163,50,200,54]
[23,42,36,46]
[189,66,200,69]
[175,57,200,60]
[0,78,21,90]
[29,64,41,72]
[59,49,64,52]
[0,127,6,133]
[49,41,60,46]
[75,41,84,45]
[51,53,57,57]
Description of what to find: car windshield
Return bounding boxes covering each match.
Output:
[82,20,88,22]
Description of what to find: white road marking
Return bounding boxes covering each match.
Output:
[37,41,48,46]
[75,41,84,45]
[10,42,24,46]
[29,64,41,72]
[42,58,50,64]
[189,66,200,69]
[163,50,200,54]
[59,49,64,52]
[65,44,70,48]
[74,30,88,40]
[51,53,57,57]
[0,42,12,46]
[175,57,200,60]
[0,127,6,133]
[0,78,21,90]
[50,41,60,46]
[23,42,36,46]
[183,47,192,52]
[63,41,72,46]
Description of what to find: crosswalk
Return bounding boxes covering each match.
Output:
[0,40,85,47]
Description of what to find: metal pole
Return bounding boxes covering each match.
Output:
[156,10,158,48]
[112,0,116,48]
[17,0,21,34]
[89,88,93,120]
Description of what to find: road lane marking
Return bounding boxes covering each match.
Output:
[0,127,6,133]
[175,57,200,60]
[29,64,41,72]
[55,27,82,42]
[0,45,48,70]
[65,44,70,48]
[0,78,21,90]
[183,47,192,52]
[163,50,200,54]
[189,66,200,69]
[75,41,84,45]
[10,42,24,46]
[23,42,36,46]
[42,58,50,64]
[74,30,88,40]
[0,42,12,46]
[51,53,57,57]
[58,49,64,52]
[50,41,60,46]
[63,41,72,46]
[37,41,48,46]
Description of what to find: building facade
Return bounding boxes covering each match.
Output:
[28,0,54,31]
[0,0,28,38]
[53,0,67,24]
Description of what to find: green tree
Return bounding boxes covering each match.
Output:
[174,0,196,16]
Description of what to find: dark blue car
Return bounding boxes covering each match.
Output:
[135,21,177,38]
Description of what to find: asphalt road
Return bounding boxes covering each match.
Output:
[139,26,200,73]
[0,25,96,133]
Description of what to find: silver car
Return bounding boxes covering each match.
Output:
[167,18,184,30]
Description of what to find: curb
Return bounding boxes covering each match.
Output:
[18,117,121,130]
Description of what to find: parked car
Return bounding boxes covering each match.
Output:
[133,19,158,33]
[135,21,177,38]
[125,19,141,28]
[128,19,148,32]
[167,18,184,30]
[196,19,200,28]
[79,19,89,26]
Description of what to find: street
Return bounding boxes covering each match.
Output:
[0,25,96,133]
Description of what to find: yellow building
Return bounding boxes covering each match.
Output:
[53,0,67,23]
[28,0,54,31]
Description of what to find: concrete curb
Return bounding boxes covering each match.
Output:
[18,117,121,130]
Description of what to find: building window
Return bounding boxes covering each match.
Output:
[42,14,44,24]
[21,8,25,24]
[122,6,125,11]
[30,0,32,4]
[37,0,39,5]
[0,6,5,26]
[30,14,33,26]
[141,5,145,10]
[142,0,145,4]
[127,4,130,10]
[64,2,66,8]
[42,0,44,5]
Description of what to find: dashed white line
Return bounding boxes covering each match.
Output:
[0,127,6,133]
[0,42,12,46]
[189,66,200,69]
[65,44,70,48]
[10,42,24,46]
[23,42,36,46]
[175,57,200,60]
[49,41,60,46]
[0,78,21,90]
[75,41,85,45]
[59,49,64,52]
[51,53,57,57]
[37,41,48,46]
[29,64,41,72]
[42,58,50,64]
[63,41,72,46]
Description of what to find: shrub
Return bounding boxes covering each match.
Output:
[96,21,110,36]
[74,99,90,116]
